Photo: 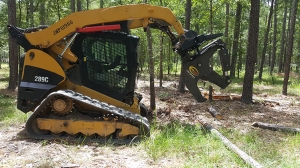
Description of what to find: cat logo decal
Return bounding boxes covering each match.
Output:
[189,66,199,77]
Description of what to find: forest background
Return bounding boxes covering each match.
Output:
[0,0,299,99]
[0,0,300,168]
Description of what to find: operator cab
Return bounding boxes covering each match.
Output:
[70,31,139,103]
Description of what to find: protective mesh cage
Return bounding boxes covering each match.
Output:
[82,36,128,93]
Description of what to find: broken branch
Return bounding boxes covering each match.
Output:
[252,122,300,133]
[201,122,263,168]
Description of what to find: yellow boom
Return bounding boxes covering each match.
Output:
[24,4,185,48]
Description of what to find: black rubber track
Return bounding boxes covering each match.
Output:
[25,90,150,144]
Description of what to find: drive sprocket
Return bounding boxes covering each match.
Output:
[51,96,73,115]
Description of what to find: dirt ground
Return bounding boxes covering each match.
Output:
[0,80,299,168]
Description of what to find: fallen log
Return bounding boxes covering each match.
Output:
[252,122,300,133]
[201,122,263,168]
[208,106,223,120]
[253,98,281,105]
[203,93,241,101]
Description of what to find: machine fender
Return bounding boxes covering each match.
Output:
[18,49,66,112]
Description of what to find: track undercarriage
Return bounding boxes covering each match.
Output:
[25,90,150,144]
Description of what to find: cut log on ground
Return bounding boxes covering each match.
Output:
[200,121,263,168]
[208,106,223,120]
[203,93,241,101]
[253,98,281,105]
[252,122,300,133]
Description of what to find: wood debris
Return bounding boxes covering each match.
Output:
[252,122,300,133]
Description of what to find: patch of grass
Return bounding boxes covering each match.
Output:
[222,129,300,168]
[0,63,10,88]
[142,122,247,167]
[277,133,300,167]
[0,97,27,128]
[0,64,27,127]
[143,122,300,168]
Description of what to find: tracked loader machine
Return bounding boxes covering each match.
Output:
[8,4,230,142]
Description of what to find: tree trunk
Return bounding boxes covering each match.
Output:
[77,0,82,11]
[230,2,242,79]
[270,0,277,75]
[100,0,104,8]
[282,0,298,95]
[146,27,156,110]
[208,0,213,101]
[159,0,163,87]
[282,1,293,73]
[268,29,272,67]
[18,0,22,26]
[167,41,171,75]
[70,0,75,12]
[8,0,19,90]
[278,3,287,73]
[258,0,274,80]
[29,0,34,27]
[56,0,61,20]
[237,31,243,79]
[224,3,229,46]
[241,0,260,104]
[86,0,89,10]
[159,34,163,87]
[39,2,46,25]
[25,1,29,24]
[178,0,191,93]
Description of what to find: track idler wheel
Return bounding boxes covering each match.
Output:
[115,129,127,140]
[31,118,49,135]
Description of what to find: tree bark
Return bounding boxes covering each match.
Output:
[159,0,164,87]
[258,0,274,80]
[159,34,163,87]
[29,0,34,27]
[224,3,229,46]
[241,0,260,104]
[39,1,46,25]
[237,31,243,78]
[230,2,242,78]
[77,0,82,11]
[178,0,191,93]
[146,27,156,110]
[282,0,298,95]
[100,0,104,8]
[8,0,19,90]
[270,0,277,75]
[252,122,300,133]
[56,0,61,20]
[70,0,75,13]
[278,3,287,73]
[202,122,263,168]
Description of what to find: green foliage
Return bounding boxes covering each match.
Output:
[0,97,27,128]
